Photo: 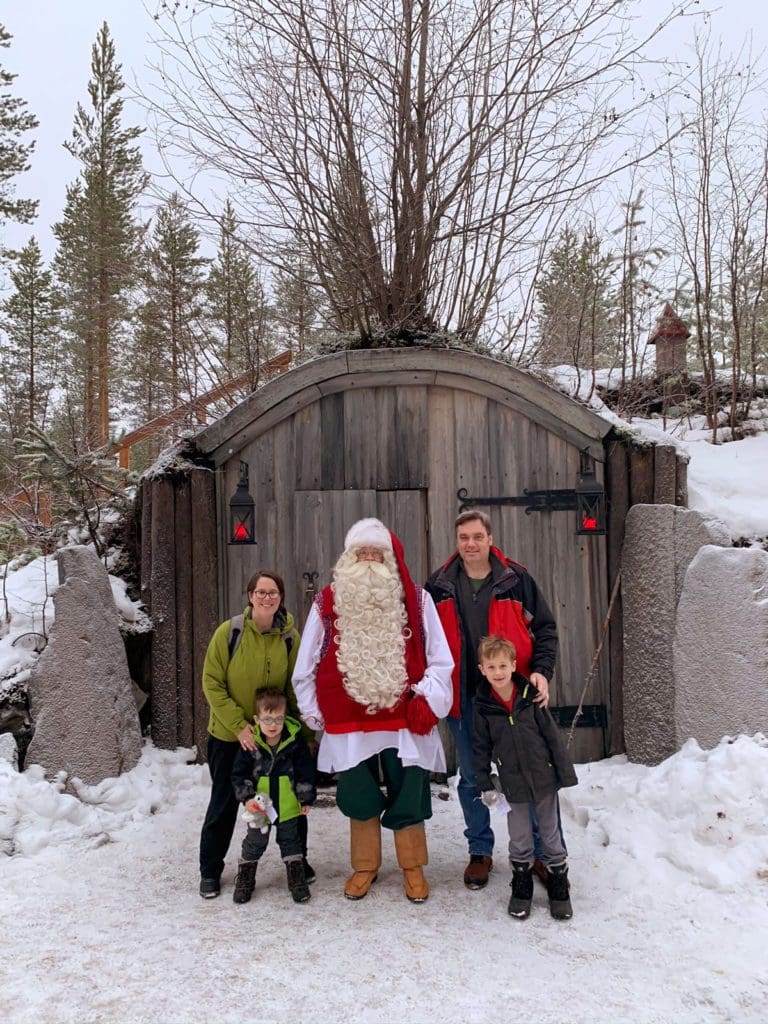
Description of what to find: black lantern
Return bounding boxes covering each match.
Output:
[575,452,607,535]
[229,461,255,544]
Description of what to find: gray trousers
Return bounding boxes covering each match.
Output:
[241,816,302,863]
[506,792,566,866]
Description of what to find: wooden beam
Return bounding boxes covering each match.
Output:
[605,438,629,755]
[174,475,194,747]
[653,446,678,504]
[197,349,611,466]
[113,351,292,467]
[191,468,218,764]
[629,446,655,506]
[149,477,178,750]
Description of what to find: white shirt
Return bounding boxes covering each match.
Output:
[292,590,454,773]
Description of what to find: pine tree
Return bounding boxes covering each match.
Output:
[535,226,614,367]
[139,193,207,413]
[206,199,241,370]
[206,200,274,392]
[53,22,147,448]
[0,237,61,437]
[0,23,38,242]
[18,422,133,557]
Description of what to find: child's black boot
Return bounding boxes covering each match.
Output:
[232,860,257,904]
[547,862,573,920]
[286,857,311,903]
[508,861,533,919]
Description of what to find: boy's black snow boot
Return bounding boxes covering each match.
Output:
[286,857,311,903]
[232,860,257,904]
[508,861,534,919]
[547,862,573,920]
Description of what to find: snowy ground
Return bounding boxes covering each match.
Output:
[2,396,767,1023]
[2,736,767,1024]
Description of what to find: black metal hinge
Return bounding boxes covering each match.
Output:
[458,486,579,515]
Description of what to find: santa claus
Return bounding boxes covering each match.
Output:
[293,518,453,902]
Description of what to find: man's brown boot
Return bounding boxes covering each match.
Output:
[464,854,493,889]
[393,824,430,903]
[344,817,382,900]
[532,859,550,886]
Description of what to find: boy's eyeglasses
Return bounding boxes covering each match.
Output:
[257,715,285,726]
[253,589,280,599]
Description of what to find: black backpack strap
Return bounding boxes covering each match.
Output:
[227,614,245,660]
[228,615,293,662]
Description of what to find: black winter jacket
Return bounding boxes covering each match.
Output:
[231,716,316,822]
[472,673,577,804]
[426,549,558,707]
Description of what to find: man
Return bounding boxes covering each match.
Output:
[425,509,558,889]
[293,517,453,903]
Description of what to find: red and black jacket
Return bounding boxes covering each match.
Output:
[425,547,558,718]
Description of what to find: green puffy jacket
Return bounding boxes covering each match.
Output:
[231,716,317,822]
[201,606,304,742]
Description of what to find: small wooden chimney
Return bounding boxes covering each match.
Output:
[649,303,690,376]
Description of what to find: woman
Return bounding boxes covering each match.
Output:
[198,570,311,898]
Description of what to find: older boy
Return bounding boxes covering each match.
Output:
[473,635,577,920]
[231,688,316,904]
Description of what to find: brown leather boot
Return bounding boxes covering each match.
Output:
[393,824,430,902]
[344,817,382,900]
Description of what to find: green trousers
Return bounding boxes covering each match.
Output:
[336,748,432,830]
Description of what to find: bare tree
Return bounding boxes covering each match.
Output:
[150,0,698,345]
[663,33,768,439]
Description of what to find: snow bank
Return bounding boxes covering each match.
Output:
[564,735,768,894]
[0,742,203,857]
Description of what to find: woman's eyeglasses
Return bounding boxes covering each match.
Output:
[253,589,280,599]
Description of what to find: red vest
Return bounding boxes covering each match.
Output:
[314,533,427,734]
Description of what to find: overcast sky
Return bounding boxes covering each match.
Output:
[2,0,767,267]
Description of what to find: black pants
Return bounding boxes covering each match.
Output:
[199,735,310,879]
[199,736,239,879]
[241,816,302,862]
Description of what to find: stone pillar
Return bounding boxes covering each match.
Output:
[621,505,730,765]
[25,546,142,786]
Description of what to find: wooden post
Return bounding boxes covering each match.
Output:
[149,476,178,749]
[605,438,629,755]
[629,445,654,506]
[653,446,677,504]
[140,481,153,616]
[191,468,219,764]
[174,475,194,747]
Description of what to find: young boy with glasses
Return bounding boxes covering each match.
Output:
[230,687,316,904]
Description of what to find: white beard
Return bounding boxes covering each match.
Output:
[332,549,409,712]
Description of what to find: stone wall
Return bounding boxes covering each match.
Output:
[622,504,766,765]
